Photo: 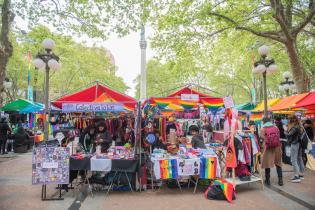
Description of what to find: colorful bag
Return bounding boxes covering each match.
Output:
[205,179,236,202]
[264,126,280,148]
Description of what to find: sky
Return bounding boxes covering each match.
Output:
[15,16,155,98]
[102,29,155,97]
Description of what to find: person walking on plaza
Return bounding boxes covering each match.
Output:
[260,117,283,186]
[0,117,11,155]
[286,115,305,183]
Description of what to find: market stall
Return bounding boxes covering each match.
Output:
[32,82,141,199]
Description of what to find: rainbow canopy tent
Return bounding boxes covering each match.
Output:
[0,99,43,113]
[52,82,137,112]
[146,87,224,111]
[293,91,315,110]
[252,98,281,112]
[270,93,309,112]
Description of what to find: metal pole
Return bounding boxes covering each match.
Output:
[285,89,289,97]
[44,65,49,142]
[262,71,268,118]
[140,25,147,100]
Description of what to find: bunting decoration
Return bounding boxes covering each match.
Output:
[178,100,196,110]
[202,98,224,111]
[199,157,217,179]
[159,159,178,179]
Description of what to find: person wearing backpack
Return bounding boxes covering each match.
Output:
[260,117,283,186]
[285,115,304,183]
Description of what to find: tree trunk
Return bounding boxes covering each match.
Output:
[0,0,13,106]
[285,39,309,93]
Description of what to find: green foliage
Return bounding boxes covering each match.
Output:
[133,0,315,103]
[12,0,148,39]
[7,26,127,102]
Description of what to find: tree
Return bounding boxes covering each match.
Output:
[6,26,128,102]
[0,0,14,105]
[148,0,315,93]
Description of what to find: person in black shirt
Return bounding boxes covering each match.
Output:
[95,121,112,153]
[190,125,206,149]
[0,117,11,154]
[79,125,96,153]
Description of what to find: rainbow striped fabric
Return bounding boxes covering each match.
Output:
[159,159,178,179]
[201,99,224,111]
[199,157,217,179]
[213,178,235,202]
[250,112,263,122]
[178,100,196,110]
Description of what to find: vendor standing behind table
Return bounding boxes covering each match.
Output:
[95,121,112,153]
[190,125,206,149]
[79,125,96,153]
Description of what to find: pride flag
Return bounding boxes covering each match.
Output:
[202,98,224,111]
[199,157,217,179]
[178,100,197,110]
[213,178,235,202]
[153,99,172,109]
[250,112,263,122]
[159,159,178,179]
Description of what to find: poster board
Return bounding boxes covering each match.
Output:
[32,146,70,185]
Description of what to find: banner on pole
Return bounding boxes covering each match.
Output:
[62,102,124,113]
[28,86,33,101]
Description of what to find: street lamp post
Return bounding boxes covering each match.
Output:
[33,39,61,142]
[279,71,295,96]
[252,45,277,118]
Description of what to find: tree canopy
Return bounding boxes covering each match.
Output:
[5,26,127,103]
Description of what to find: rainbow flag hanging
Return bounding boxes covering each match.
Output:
[178,100,196,110]
[199,157,217,179]
[202,99,224,112]
[213,178,235,202]
[159,159,178,179]
[154,99,172,109]
[250,112,263,122]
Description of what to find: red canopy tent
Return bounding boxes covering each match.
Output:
[293,91,315,110]
[168,87,211,98]
[52,82,137,111]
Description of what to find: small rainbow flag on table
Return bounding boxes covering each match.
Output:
[159,159,178,179]
[202,99,224,111]
[199,157,217,179]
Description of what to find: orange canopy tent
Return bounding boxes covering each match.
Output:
[270,93,309,111]
[52,82,137,111]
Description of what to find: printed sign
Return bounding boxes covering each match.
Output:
[32,146,70,185]
[223,96,234,109]
[62,102,124,113]
[177,158,200,176]
[181,94,199,101]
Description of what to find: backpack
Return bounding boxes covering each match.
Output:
[205,179,236,202]
[299,128,310,150]
[264,126,280,148]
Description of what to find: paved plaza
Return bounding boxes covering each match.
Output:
[0,153,314,210]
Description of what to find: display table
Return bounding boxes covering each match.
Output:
[70,157,91,170]
[69,155,139,195]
